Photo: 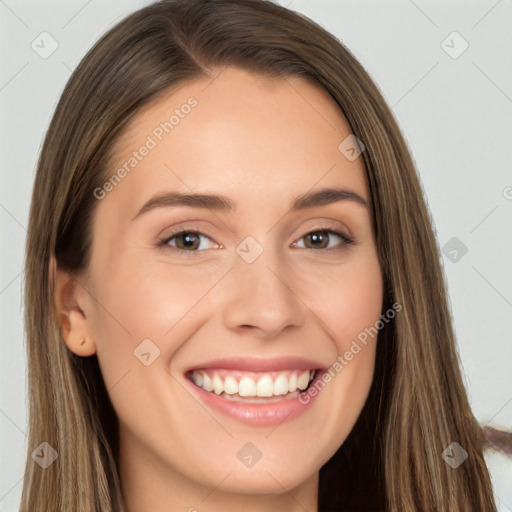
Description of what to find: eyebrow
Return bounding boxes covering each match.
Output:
[131,186,369,221]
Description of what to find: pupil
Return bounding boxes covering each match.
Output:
[180,233,198,249]
[308,232,327,248]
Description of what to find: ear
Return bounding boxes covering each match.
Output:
[50,256,97,357]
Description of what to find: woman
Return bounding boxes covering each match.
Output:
[20,0,501,510]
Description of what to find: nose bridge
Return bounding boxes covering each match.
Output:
[221,235,305,337]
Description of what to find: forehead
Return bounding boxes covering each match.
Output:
[100,67,369,219]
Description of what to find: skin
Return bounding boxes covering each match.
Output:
[54,67,384,512]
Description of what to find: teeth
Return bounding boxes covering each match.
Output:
[273,375,289,395]
[239,376,257,396]
[212,374,223,395]
[256,375,274,397]
[297,371,310,390]
[191,371,203,387]
[202,373,213,392]
[190,369,316,398]
[288,373,298,392]
[224,376,238,395]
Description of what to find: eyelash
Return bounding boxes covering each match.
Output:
[156,227,354,254]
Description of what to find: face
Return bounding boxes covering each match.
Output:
[57,67,383,509]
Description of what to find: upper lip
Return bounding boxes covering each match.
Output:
[185,356,328,373]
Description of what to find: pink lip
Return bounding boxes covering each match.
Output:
[185,356,327,373]
[183,357,327,427]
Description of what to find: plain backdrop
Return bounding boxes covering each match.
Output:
[1,1,511,510]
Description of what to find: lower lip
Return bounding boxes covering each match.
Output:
[185,371,323,426]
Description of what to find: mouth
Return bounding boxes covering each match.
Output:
[186,368,318,403]
[183,357,327,425]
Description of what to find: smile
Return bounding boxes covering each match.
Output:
[188,369,316,402]
[184,357,326,426]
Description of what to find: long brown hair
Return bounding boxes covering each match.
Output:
[21,1,497,510]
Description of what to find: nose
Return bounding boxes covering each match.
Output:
[221,242,305,339]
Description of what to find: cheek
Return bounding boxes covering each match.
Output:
[85,251,227,389]
[89,255,206,340]
[340,262,383,345]
[301,253,382,439]
[310,252,383,349]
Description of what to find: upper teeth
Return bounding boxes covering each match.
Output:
[190,369,315,397]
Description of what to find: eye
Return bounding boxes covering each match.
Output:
[293,229,354,252]
[157,230,218,252]
[157,228,354,253]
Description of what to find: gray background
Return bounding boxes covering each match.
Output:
[1,0,511,510]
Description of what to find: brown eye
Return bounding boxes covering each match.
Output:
[296,229,353,251]
[304,231,330,249]
[159,231,216,251]
[174,232,201,250]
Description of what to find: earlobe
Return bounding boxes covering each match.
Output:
[51,256,97,357]
[63,309,97,357]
